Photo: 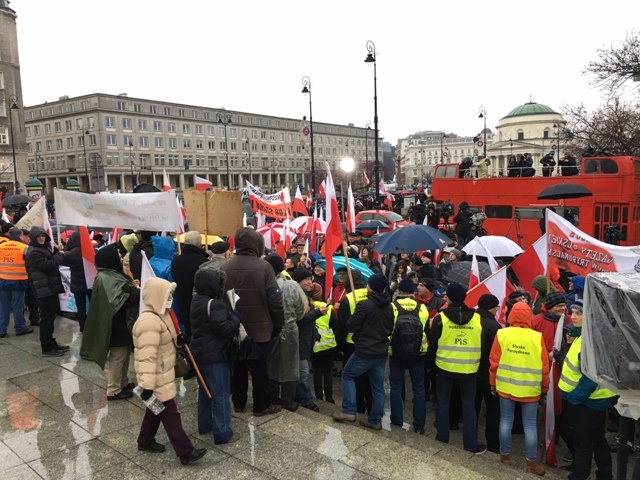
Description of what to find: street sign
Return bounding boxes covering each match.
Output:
[302,126,310,136]
[300,140,305,147]
[474,149,478,155]
[443,152,448,157]
[476,141,484,147]
[551,144,557,150]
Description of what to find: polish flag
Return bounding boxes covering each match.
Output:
[509,235,547,299]
[383,193,395,211]
[41,200,55,250]
[79,226,98,289]
[195,175,213,191]
[176,198,186,234]
[379,180,386,196]
[108,228,122,244]
[306,186,313,209]
[318,180,326,199]
[346,183,356,234]
[293,186,308,216]
[310,205,319,254]
[468,249,480,291]
[476,236,500,273]
[162,169,171,192]
[465,266,516,325]
[323,163,344,300]
[363,172,370,187]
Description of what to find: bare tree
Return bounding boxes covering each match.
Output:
[584,31,640,92]
[563,95,640,156]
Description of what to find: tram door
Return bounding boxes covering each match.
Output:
[593,203,629,243]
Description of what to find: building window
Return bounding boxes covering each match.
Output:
[107,134,117,146]
[155,137,163,148]
[65,120,73,131]
[89,134,97,146]
[124,135,133,146]
[117,101,126,111]
[133,103,141,112]
[178,109,185,117]
[183,139,191,148]
[208,140,216,150]
[204,112,210,120]
[207,126,215,136]
[195,125,203,135]
[154,154,165,166]
[105,116,115,128]
[140,136,149,147]
[196,140,203,150]
[169,138,177,149]
[517,131,524,140]
[153,121,162,132]
[138,119,148,130]
[81,101,87,110]
[182,124,191,134]
[123,118,132,130]
[87,116,95,128]
[230,142,237,151]
[168,122,176,133]
[164,106,171,115]
[76,119,83,130]
[150,105,157,114]
[44,124,51,134]
[230,128,237,138]
[192,110,198,119]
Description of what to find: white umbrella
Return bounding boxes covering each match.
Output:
[462,235,524,257]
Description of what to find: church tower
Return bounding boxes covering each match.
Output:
[0,0,27,195]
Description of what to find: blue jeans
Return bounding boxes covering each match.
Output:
[389,356,426,431]
[297,359,314,406]
[341,354,386,425]
[435,374,478,451]
[499,396,538,461]
[0,288,27,334]
[197,362,233,444]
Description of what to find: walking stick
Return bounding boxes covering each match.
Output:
[184,344,212,399]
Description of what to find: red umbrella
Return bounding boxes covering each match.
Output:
[256,223,297,249]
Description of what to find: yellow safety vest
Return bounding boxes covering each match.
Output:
[435,312,482,374]
[495,327,543,398]
[0,240,28,281]
[313,301,337,353]
[558,336,616,400]
[345,287,368,344]
[389,297,429,355]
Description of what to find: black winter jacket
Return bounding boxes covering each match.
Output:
[171,244,209,327]
[475,308,502,392]
[453,205,473,238]
[297,303,324,361]
[190,268,240,365]
[346,290,394,359]
[60,232,89,294]
[129,238,154,281]
[25,227,64,299]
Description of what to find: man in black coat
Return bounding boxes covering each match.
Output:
[540,151,556,177]
[24,226,67,356]
[171,231,209,337]
[453,202,473,248]
[61,232,90,332]
[128,231,155,281]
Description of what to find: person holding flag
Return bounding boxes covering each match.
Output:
[60,229,95,333]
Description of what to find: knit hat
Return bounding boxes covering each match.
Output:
[210,241,230,254]
[420,251,433,261]
[570,275,585,291]
[8,227,23,241]
[265,254,285,274]
[545,291,567,309]
[420,278,437,291]
[508,290,527,301]
[446,282,467,303]
[477,294,499,310]
[292,267,312,283]
[1,223,14,234]
[398,277,416,294]
[367,273,389,293]
[570,299,583,313]
[448,248,462,261]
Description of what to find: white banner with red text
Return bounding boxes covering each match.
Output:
[245,181,292,220]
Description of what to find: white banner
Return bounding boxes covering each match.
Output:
[16,197,46,231]
[53,189,180,231]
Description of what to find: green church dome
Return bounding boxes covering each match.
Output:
[501,102,557,120]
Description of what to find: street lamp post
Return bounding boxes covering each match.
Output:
[301,76,316,196]
[82,126,91,192]
[478,106,487,157]
[8,95,20,194]
[364,40,380,205]
[217,113,232,189]
[128,141,135,191]
[440,133,449,163]
[552,123,561,160]
[364,120,371,186]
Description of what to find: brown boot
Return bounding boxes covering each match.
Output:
[500,453,511,465]
[525,459,545,476]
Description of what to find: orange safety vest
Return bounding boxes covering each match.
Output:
[0,240,28,281]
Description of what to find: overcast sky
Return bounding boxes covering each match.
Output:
[11,0,639,145]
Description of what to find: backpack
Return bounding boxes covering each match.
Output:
[391,301,424,362]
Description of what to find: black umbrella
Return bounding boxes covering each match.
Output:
[2,194,33,207]
[133,184,161,193]
[441,261,493,289]
[537,183,592,200]
[373,225,454,254]
[356,220,389,235]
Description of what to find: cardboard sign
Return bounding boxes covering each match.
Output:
[183,189,243,237]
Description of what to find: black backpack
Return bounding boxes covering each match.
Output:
[391,301,424,362]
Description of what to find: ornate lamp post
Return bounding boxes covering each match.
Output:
[478,106,487,157]
[217,113,232,189]
[440,133,449,163]
[8,95,20,194]
[364,40,380,204]
[301,76,315,196]
[364,120,371,185]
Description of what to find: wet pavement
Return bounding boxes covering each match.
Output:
[0,315,635,479]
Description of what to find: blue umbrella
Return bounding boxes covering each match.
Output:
[373,225,454,254]
[316,256,373,280]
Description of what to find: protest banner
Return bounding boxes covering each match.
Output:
[546,209,640,276]
[53,189,180,232]
[245,181,292,219]
[183,189,242,238]
[16,197,46,231]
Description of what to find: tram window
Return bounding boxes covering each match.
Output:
[604,206,610,223]
[595,206,601,222]
[622,207,628,223]
[435,166,457,178]
[485,205,512,218]
[601,159,618,174]
[584,159,598,174]
[594,224,600,240]
[515,207,543,220]
[469,206,483,215]
[613,206,619,223]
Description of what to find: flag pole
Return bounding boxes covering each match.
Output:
[341,241,357,306]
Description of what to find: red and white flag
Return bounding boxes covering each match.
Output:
[468,249,480,291]
[509,235,547,299]
[383,192,395,211]
[162,169,171,192]
[310,205,319,255]
[346,183,356,234]
[324,163,344,300]
[176,198,186,234]
[476,237,500,273]
[79,226,98,289]
[363,172,370,187]
[379,180,386,196]
[465,266,516,325]
[292,186,308,216]
[318,180,326,199]
[108,227,122,244]
[306,186,313,209]
[195,175,213,191]
[544,312,566,467]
